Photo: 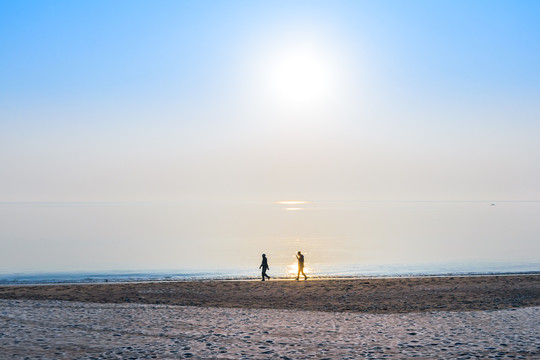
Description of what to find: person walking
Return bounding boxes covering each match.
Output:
[296,251,307,280]
[259,254,270,281]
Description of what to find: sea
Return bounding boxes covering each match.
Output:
[1,262,538,285]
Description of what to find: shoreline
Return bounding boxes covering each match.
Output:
[1,271,539,286]
[1,274,539,314]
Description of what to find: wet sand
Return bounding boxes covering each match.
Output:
[1,275,539,313]
[1,275,539,359]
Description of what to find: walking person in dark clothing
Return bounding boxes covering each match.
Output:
[259,254,270,281]
[296,251,308,280]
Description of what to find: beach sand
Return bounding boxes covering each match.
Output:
[1,275,539,313]
[1,300,539,359]
[1,275,539,359]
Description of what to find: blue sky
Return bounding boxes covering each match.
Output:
[2,1,539,103]
[1,1,539,272]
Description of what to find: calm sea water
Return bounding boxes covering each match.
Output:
[1,262,538,285]
[2,201,540,280]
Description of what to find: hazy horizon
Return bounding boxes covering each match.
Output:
[1,1,539,273]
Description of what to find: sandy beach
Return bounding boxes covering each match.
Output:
[1,275,539,359]
[1,300,538,359]
[1,275,539,313]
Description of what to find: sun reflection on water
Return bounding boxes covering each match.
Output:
[287,262,312,277]
[276,200,309,205]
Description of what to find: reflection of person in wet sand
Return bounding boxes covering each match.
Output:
[259,254,270,281]
[296,251,308,281]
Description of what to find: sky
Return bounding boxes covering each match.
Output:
[1,1,539,273]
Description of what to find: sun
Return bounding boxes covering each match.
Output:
[261,43,339,109]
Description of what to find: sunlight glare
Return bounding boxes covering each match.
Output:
[288,262,312,276]
[262,43,339,109]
